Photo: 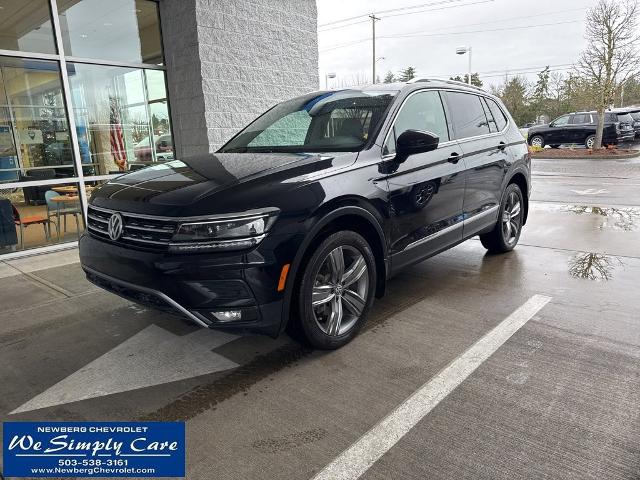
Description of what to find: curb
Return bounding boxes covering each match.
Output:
[532,152,640,160]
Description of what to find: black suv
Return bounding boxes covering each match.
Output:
[612,107,640,137]
[528,111,635,149]
[80,80,530,349]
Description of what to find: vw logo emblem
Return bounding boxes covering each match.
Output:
[107,213,124,241]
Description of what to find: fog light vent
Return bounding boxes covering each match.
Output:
[211,310,242,322]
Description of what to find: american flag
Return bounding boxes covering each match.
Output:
[109,96,127,172]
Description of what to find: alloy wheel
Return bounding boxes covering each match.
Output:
[586,136,595,149]
[311,245,369,336]
[502,191,522,245]
[530,136,543,147]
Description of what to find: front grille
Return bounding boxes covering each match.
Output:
[87,205,177,251]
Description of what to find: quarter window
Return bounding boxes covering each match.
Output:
[486,98,508,131]
[446,92,491,139]
[384,90,449,155]
[481,98,498,133]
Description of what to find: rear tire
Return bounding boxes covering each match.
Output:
[296,231,376,350]
[480,183,524,254]
[529,135,545,148]
[586,135,595,149]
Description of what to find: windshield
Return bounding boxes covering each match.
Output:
[219,90,398,153]
[618,113,634,124]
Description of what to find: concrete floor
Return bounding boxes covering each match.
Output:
[1,157,640,479]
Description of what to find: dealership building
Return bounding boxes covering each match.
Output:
[0,0,318,258]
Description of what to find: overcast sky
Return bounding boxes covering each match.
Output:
[317,0,602,89]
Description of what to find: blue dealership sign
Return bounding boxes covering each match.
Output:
[3,422,185,477]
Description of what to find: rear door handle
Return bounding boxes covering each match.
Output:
[447,152,460,164]
[497,141,507,151]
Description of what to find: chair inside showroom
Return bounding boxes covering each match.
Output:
[45,190,79,240]
[20,169,57,205]
[12,204,50,249]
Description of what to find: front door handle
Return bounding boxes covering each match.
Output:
[447,152,460,164]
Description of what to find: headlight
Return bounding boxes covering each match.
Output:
[169,209,279,252]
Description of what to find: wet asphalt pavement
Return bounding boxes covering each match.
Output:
[1,155,640,479]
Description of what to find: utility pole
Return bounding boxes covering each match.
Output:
[369,14,381,84]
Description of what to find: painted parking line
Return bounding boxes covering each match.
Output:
[312,294,552,480]
[10,325,240,414]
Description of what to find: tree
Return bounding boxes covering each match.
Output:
[577,0,640,149]
[383,71,395,83]
[532,67,550,103]
[397,66,416,82]
[449,73,483,87]
[498,76,531,126]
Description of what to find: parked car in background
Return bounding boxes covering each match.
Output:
[612,107,640,138]
[528,111,634,149]
[80,80,531,350]
[133,134,173,163]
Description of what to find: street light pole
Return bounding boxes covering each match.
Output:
[325,72,336,89]
[369,14,381,84]
[456,46,473,85]
[467,46,472,85]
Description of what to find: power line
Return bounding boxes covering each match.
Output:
[431,64,575,80]
[379,7,587,36]
[318,0,469,28]
[320,19,581,52]
[380,19,580,39]
[319,5,587,33]
[319,0,493,32]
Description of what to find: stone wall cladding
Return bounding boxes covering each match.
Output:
[160,0,318,156]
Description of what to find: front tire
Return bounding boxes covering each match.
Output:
[296,231,376,349]
[529,135,545,148]
[480,183,524,254]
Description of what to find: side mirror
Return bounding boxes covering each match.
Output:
[395,129,439,162]
[549,122,556,127]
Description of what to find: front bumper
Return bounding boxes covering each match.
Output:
[79,233,285,336]
[618,131,636,142]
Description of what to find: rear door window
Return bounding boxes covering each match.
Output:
[569,114,590,124]
[445,92,491,139]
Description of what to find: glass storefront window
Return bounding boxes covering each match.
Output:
[0,0,57,54]
[67,62,172,175]
[0,1,171,257]
[57,0,163,64]
[0,182,83,253]
[0,56,77,183]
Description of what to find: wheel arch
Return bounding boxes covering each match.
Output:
[507,172,529,225]
[279,201,388,333]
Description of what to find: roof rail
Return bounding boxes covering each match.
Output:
[409,77,485,92]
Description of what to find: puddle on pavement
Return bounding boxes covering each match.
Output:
[568,252,624,281]
[531,203,640,231]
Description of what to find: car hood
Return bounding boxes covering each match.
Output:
[90,151,357,216]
